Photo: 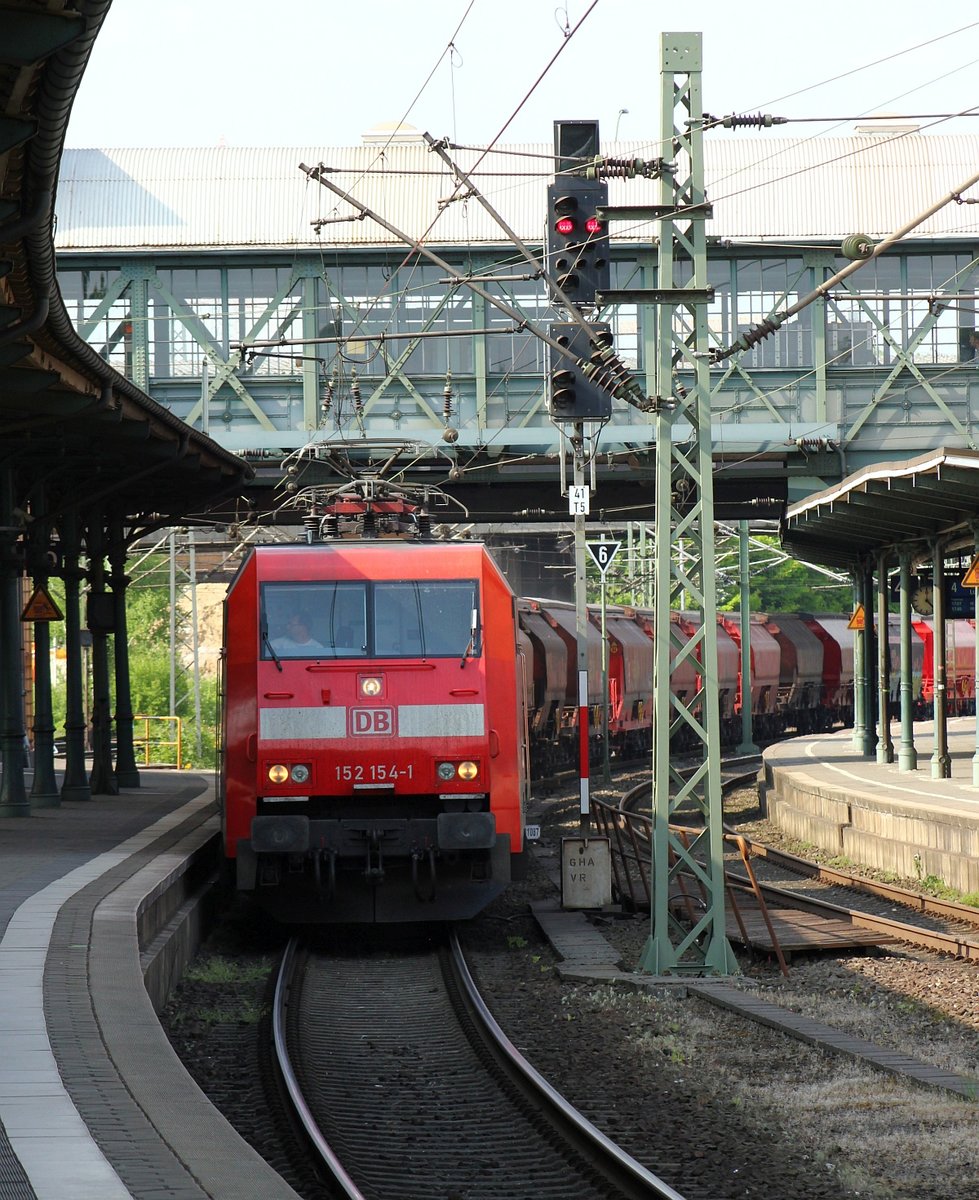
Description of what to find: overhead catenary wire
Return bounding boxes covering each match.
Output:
[738,20,979,115]
[273,10,979,487]
[294,2,608,467]
[299,162,653,408]
[423,132,647,409]
[714,163,979,361]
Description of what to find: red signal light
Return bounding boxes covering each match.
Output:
[584,216,604,235]
[555,216,575,235]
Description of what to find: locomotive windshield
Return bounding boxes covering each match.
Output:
[374,581,480,657]
[260,579,479,660]
[262,581,368,659]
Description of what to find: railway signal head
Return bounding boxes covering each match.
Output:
[547,321,614,422]
[546,180,610,308]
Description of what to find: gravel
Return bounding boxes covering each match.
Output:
[161,777,979,1200]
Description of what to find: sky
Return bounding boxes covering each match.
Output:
[63,1,979,151]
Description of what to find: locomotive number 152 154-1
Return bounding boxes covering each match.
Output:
[335,763,414,782]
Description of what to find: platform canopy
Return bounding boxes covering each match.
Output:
[781,448,979,570]
[0,0,251,533]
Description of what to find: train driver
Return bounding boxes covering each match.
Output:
[270,611,328,656]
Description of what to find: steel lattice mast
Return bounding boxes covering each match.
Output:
[638,32,739,976]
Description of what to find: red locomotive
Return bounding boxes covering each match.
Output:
[219,489,528,923]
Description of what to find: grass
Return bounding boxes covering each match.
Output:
[172,954,274,1026]
[184,955,273,985]
[171,999,267,1027]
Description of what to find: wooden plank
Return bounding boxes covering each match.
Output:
[727,903,896,954]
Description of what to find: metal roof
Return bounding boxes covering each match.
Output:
[53,133,979,253]
[781,448,979,570]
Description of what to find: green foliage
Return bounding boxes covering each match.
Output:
[727,556,851,614]
[126,584,172,653]
[130,650,172,715]
[587,529,851,614]
[716,533,851,613]
[41,557,219,769]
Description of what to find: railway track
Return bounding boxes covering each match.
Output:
[723,834,979,962]
[272,933,685,1200]
[610,764,979,962]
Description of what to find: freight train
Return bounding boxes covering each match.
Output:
[218,491,976,923]
[518,603,975,771]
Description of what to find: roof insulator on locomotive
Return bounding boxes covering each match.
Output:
[417,510,432,539]
[323,512,340,538]
[362,509,376,537]
[302,512,320,542]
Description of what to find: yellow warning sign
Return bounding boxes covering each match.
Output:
[962,555,979,587]
[847,604,865,631]
[21,586,63,622]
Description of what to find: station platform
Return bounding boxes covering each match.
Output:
[0,770,301,1200]
[762,716,979,896]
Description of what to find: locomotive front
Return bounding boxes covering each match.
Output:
[220,540,527,923]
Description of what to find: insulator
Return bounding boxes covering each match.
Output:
[582,345,634,398]
[442,371,453,423]
[320,377,333,417]
[842,233,875,260]
[417,511,432,539]
[362,510,376,537]
[350,370,362,416]
[735,316,783,351]
[323,513,340,538]
[588,156,656,179]
[719,112,787,129]
[303,513,319,540]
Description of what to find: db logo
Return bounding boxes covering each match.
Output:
[350,707,394,735]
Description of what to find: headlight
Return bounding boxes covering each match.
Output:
[458,761,479,781]
[290,763,310,784]
[437,762,456,780]
[268,764,289,784]
[360,675,383,697]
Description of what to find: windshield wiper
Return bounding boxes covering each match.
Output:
[459,636,473,669]
[460,606,480,669]
[262,630,283,672]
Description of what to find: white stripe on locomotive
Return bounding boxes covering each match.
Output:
[258,703,485,740]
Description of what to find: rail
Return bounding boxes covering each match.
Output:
[273,934,686,1199]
